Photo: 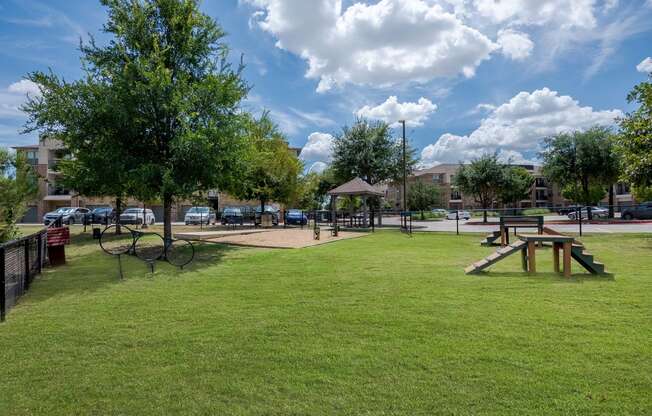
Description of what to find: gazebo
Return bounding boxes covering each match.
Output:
[327,177,384,228]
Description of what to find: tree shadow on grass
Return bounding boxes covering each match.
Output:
[19,241,243,307]
[473,271,615,283]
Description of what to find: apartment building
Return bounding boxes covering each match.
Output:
[386,163,635,211]
[12,137,273,223]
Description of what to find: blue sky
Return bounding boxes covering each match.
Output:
[1,0,651,171]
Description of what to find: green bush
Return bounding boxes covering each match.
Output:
[522,208,551,216]
[471,211,499,217]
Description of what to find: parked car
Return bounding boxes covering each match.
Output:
[184,207,216,225]
[557,205,581,216]
[43,207,90,226]
[254,205,279,226]
[285,209,308,225]
[567,206,608,220]
[221,207,244,225]
[430,208,448,216]
[621,201,652,220]
[89,207,115,224]
[446,210,471,220]
[120,208,156,225]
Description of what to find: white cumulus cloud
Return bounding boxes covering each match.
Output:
[636,57,652,74]
[299,132,335,164]
[473,0,598,29]
[420,87,622,167]
[7,80,41,96]
[497,29,534,60]
[355,96,437,127]
[244,0,497,92]
[307,161,328,174]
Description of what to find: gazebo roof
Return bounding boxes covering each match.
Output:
[327,177,384,197]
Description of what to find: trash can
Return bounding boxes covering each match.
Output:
[261,213,273,228]
[47,227,70,266]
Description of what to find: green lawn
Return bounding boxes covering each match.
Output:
[1,231,651,415]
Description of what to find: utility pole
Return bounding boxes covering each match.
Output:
[400,120,407,211]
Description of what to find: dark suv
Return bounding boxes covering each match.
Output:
[89,207,116,224]
[621,202,652,220]
[221,207,244,225]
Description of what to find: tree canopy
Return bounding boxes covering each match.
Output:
[230,114,302,211]
[454,154,504,222]
[617,71,652,197]
[499,166,534,207]
[23,0,249,241]
[331,118,416,186]
[0,149,38,243]
[541,127,620,213]
[407,181,440,219]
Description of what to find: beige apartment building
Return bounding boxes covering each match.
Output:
[386,163,635,211]
[13,137,268,223]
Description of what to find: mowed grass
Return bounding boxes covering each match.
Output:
[1,230,651,415]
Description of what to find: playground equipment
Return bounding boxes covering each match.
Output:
[99,225,195,278]
[481,216,544,246]
[466,233,608,276]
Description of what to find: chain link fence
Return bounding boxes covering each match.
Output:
[1,229,48,322]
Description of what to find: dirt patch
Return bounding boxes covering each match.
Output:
[204,228,369,248]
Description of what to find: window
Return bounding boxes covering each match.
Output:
[535,189,547,201]
[535,177,546,187]
[450,189,461,200]
[616,183,630,195]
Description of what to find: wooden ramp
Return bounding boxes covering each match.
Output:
[465,240,527,274]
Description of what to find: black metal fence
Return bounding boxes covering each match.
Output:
[1,229,48,322]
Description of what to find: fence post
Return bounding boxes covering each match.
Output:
[37,233,43,274]
[1,246,5,322]
[24,239,30,291]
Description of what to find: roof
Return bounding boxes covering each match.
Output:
[328,177,384,197]
[12,144,39,150]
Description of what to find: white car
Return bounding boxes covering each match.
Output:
[447,210,471,220]
[430,209,448,216]
[119,208,156,225]
[568,206,608,220]
[184,207,216,225]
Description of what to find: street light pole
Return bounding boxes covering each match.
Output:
[400,120,407,212]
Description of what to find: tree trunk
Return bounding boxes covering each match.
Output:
[115,197,122,234]
[483,205,488,223]
[163,193,172,244]
[608,185,615,218]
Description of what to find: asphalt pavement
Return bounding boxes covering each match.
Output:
[381,215,652,234]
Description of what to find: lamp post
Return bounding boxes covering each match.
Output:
[400,120,407,212]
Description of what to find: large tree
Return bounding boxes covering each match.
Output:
[617,70,652,199]
[454,154,504,223]
[0,149,38,243]
[331,118,416,185]
[231,113,302,212]
[407,181,440,220]
[499,166,534,210]
[541,126,620,219]
[294,168,337,211]
[23,0,249,242]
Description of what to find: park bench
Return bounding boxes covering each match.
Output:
[498,216,544,246]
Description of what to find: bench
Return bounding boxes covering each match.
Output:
[499,216,544,246]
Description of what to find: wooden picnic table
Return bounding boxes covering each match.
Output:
[518,234,575,277]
